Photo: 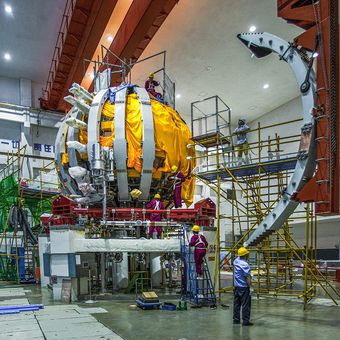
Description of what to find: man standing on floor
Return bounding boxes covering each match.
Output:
[233,247,253,326]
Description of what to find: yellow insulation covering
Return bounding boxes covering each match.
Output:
[62,129,69,166]
[125,95,143,172]
[90,94,196,206]
[61,153,69,166]
[100,100,115,147]
[78,129,88,161]
[79,130,88,145]
[101,121,112,130]
[151,99,196,206]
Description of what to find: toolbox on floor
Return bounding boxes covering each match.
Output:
[136,298,161,310]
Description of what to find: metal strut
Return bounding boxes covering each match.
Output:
[87,88,110,173]
[113,88,130,202]
[136,87,155,201]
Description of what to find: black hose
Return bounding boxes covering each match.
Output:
[8,205,38,245]
[19,208,38,245]
[8,205,19,232]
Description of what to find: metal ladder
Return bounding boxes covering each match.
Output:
[180,227,216,306]
[21,244,36,283]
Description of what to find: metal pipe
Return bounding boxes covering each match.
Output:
[101,253,106,294]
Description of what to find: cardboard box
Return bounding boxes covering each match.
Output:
[142,291,158,300]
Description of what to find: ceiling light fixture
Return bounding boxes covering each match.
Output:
[263,83,269,89]
[4,3,12,14]
[4,53,11,61]
[107,35,113,42]
[176,94,181,99]
[312,52,318,58]
[249,25,256,32]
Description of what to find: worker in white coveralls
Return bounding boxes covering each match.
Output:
[234,118,250,165]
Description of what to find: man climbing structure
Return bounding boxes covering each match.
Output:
[168,165,185,208]
[146,194,164,239]
[144,72,162,98]
[189,225,208,277]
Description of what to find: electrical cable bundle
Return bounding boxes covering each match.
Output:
[8,205,38,245]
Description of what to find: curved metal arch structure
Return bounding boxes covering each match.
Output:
[55,109,79,195]
[237,32,317,246]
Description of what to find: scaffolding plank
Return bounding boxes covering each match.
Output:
[199,157,297,182]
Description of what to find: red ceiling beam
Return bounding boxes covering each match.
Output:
[88,0,179,91]
[42,0,118,111]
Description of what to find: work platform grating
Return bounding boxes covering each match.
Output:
[20,186,60,199]
[192,131,230,148]
[198,157,297,182]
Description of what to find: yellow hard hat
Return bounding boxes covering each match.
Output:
[154,193,161,199]
[171,165,178,172]
[149,72,154,78]
[237,247,249,257]
[192,225,200,232]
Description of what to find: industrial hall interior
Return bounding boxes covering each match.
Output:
[0,0,339,339]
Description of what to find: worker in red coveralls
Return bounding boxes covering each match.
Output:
[146,193,164,239]
[189,225,208,277]
[144,72,162,98]
[168,165,185,208]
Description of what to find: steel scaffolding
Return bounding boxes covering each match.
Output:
[190,111,340,308]
[0,146,60,282]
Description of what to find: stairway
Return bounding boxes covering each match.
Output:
[180,228,216,306]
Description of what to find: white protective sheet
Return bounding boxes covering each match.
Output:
[73,238,180,253]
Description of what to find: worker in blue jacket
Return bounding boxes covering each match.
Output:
[233,247,253,326]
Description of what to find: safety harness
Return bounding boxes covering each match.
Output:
[154,200,160,210]
[172,172,183,190]
[194,234,207,250]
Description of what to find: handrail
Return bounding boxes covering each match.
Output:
[42,0,76,101]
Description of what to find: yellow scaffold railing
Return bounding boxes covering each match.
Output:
[190,118,340,309]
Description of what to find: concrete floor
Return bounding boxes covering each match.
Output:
[0,284,122,340]
[84,297,340,340]
[1,283,340,340]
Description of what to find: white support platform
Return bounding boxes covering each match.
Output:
[49,228,180,253]
[43,227,181,300]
